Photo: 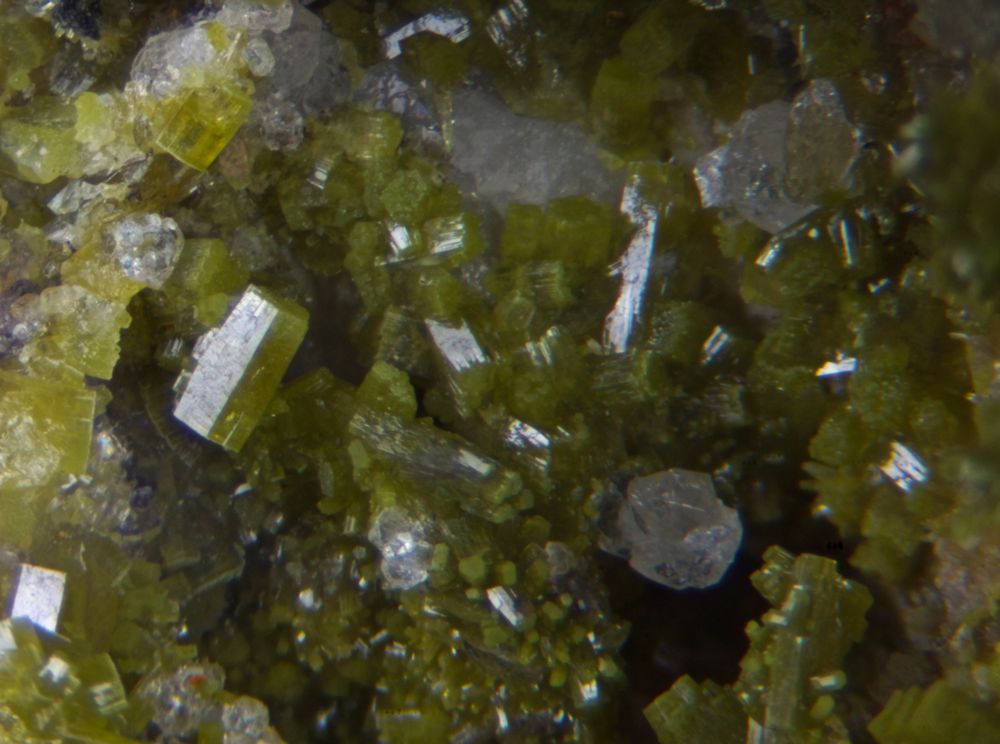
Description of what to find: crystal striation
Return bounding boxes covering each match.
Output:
[173,284,308,451]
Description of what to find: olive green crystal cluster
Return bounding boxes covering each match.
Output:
[2,0,1000,742]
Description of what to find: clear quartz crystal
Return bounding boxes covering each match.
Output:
[107,213,183,288]
[784,80,860,202]
[599,469,743,589]
[693,101,815,234]
[243,36,276,77]
[9,564,66,633]
[217,0,294,33]
[368,507,434,591]
[450,89,618,212]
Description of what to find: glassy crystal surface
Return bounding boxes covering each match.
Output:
[9,564,66,633]
[107,213,183,289]
[604,174,659,353]
[784,80,860,202]
[354,61,443,150]
[256,2,349,115]
[29,284,131,379]
[600,469,742,589]
[217,0,294,33]
[693,101,815,234]
[0,371,95,490]
[880,442,929,493]
[367,507,434,591]
[349,408,523,523]
[382,10,472,59]
[221,695,283,744]
[450,88,617,212]
[173,285,308,451]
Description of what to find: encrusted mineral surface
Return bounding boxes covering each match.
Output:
[1,1,999,743]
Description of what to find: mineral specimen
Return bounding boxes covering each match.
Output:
[173,285,308,451]
[600,469,743,589]
[9,563,66,634]
[0,1,997,742]
[449,88,618,212]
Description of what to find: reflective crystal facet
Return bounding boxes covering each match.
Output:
[368,507,434,591]
[600,469,743,589]
[382,10,472,59]
[173,285,308,451]
[10,564,66,633]
[604,175,659,353]
[880,442,929,493]
[693,101,815,234]
[107,213,183,289]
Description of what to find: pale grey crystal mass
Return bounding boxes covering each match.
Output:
[694,101,815,235]
[784,79,860,202]
[600,469,742,589]
[450,88,618,212]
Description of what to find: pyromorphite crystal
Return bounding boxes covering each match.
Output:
[26,284,131,380]
[154,83,254,171]
[643,675,745,744]
[738,546,872,741]
[0,371,95,490]
[173,285,308,451]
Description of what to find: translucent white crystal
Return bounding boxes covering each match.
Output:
[425,318,488,372]
[256,2,349,115]
[382,10,472,59]
[256,94,304,151]
[693,101,815,234]
[450,89,617,212]
[10,564,66,633]
[130,24,228,101]
[880,442,929,493]
[217,0,294,33]
[784,80,860,202]
[368,507,434,591]
[486,586,524,628]
[221,695,283,744]
[243,36,276,77]
[173,286,280,439]
[107,213,183,288]
[599,469,743,589]
[135,663,225,740]
[604,175,659,353]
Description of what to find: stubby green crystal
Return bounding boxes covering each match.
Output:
[173,284,308,451]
